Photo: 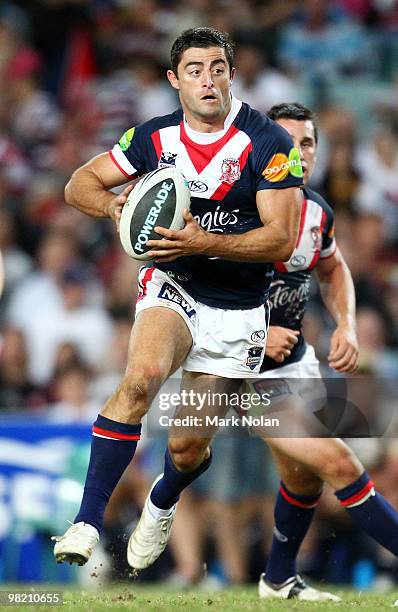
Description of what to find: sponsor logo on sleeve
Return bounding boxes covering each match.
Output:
[310,226,322,251]
[262,147,303,182]
[119,127,135,151]
[158,282,196,318]
[288,147,303,178]
[290,254,307,267]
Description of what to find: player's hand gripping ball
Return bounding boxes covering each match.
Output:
[119,167,191,260]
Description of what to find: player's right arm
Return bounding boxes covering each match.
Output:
[64,153,134,224]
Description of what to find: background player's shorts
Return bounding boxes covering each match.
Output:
[244,344,329,437]
[135,267,268,378]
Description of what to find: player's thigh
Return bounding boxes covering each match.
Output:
[169,372,242,453]
[126,306,192,379]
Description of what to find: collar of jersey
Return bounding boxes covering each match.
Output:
[183,95,242,144]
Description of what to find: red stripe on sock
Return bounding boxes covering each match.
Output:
[279,485,320,509]
[339,480,375,507]
[92,425,140,441]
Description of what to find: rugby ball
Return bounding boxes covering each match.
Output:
[119,167,190,260]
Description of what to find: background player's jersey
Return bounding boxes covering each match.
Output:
[261,186,336,371]
[110,96,303,309]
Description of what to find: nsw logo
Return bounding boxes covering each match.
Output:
[158,282,196,319]
[189,180,208,193]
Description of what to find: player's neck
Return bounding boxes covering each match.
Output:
[183,96,240,137]
[183,100,233,133]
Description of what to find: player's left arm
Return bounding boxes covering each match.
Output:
[316,247,358,373]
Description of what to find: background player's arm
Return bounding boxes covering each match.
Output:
[65,152,134,224]
[316,247,358,372]
[265,326,300,363]
[149,186,302,263]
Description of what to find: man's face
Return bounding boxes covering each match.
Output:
[167,46,235,128]
[275,118,317,183]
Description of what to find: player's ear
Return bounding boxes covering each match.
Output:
[229,67,236,84]
[167,70,179,91]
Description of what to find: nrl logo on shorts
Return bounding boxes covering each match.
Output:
[246,346,263,370]
[220,158,241,185]
[158,151,177,169]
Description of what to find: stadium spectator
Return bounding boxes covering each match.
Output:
[232,44,297,113]
[48,362,99,423]
[0,208,32,312]
[0,325,46,410]
[16,263,114,386]
[6,230,78,333]
[278,0,370,79]
[355,126,398,246]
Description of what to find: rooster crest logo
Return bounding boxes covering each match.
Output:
[220,158,241,184]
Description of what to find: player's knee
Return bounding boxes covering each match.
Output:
[287,474,323,497]
[115,367,163,419]
[168,439,209,472]
[321,447,363,486]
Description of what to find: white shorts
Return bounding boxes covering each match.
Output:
[135,267,268,378]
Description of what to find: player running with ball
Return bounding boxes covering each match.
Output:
[52,28,303,566]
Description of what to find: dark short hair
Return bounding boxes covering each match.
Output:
[170,27,235,75]
[267,103,318,143]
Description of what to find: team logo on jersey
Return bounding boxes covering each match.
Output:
[119,127,135,151]
[220,158,241,184]
[158,151,177,169]
[246,346,263,370]
[189,180,208,193]
[262,148,303,182]
[311,226,322,251]
[251,330,266,343]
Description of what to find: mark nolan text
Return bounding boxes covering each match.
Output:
[159,415,280,428]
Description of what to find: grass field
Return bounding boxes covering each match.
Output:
[2,585,398,611]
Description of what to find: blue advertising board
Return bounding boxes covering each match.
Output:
[0,416,91,582]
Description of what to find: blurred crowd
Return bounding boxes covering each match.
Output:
[0,0,398,590]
